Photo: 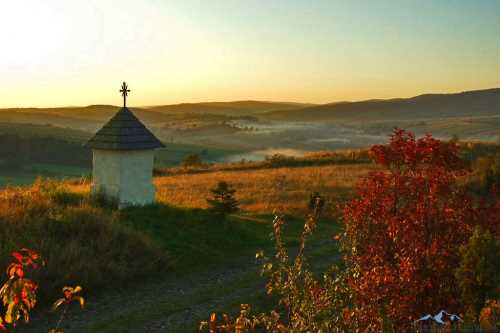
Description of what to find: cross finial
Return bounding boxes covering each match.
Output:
[120,82,130,107]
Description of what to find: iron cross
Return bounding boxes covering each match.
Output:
[120,82,130,107]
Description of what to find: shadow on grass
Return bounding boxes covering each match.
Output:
[119,203,271,271]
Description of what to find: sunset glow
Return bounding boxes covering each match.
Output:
[1,0,499,107]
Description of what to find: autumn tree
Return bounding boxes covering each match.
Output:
[207,181,239,218]
[343,129,499,331]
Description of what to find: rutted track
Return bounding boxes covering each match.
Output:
[26,249,267,333]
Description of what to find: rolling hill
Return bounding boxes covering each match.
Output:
[3,89,499,126]
[0,101,311,123]
[262,88,500,123]
[147,100,315,115]
[0,101,312,133]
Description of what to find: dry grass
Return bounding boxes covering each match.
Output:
[64,164,378,217]
[155,163,379,217]
[0,179,169,301]
[0,176,276,303]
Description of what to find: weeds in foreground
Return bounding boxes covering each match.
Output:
[200,199,355,333]
[48,286,85,333]
[199,206,498,333]
[199,130,500,333]
[0,249,84,333]
[0,248,41,331]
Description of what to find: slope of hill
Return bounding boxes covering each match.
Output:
[0,122,91,141]
[0,101,311,133]
[0,101,310,121]
[262,88,500,122]
[3,89,499,125]
[147,100,314,115]
[2,89,499,162]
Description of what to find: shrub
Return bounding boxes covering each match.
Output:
[455,226,500,328]
[200,201,355,333]
[265,154,294,168]
[307,192,324,215]
[199,130,500,333]
[470,153,500,193]
[182,154,203,167]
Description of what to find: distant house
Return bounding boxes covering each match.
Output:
[84,82,164,207]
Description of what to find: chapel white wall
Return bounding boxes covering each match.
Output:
[91,149,155,207]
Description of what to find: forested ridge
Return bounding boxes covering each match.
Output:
[0,134,91,171]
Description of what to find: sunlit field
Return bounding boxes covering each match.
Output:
[155,163,380,217]
[64,163,379,218]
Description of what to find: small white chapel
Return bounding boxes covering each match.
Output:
[84,82,164,207]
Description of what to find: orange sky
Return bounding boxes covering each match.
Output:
[1,0,499,107]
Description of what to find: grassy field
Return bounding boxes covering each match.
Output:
[154,163,379,218]
[0,162,377,332]
[4,153,496,332]
[0,179,271,303]
[65,163,378,219]
[0,162,376,292]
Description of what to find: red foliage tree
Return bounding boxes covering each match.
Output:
[343,129,499,331]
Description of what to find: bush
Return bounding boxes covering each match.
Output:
[182,154,203,167]
[200,201,355,333]
[199,130,500,333]
[343,129,499,331]
[469,153,500,193]
[455,226,500,327]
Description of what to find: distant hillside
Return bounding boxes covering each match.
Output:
[0,122,91,142]
[147,100,314,115]
[0,101,312,129]
[0,109,98,131]
[262,88,500,122]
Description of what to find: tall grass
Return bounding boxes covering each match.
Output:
[155,164,379,218]
[0,177,274,303]
[0,179,169,301]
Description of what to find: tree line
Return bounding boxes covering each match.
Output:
[0,134,91,171]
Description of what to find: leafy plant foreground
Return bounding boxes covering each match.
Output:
[200,129,500,333]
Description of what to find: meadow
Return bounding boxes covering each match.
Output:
[0,161,374,332]
[154,163,378,217]
[0,140,498,332]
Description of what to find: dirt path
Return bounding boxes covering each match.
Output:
[24,216,337,333]
[25,248,267,333]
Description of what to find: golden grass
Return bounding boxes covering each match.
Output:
[61,164,377,217]
[154,163,379,217]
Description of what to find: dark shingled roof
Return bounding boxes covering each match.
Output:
[84,107,165,150]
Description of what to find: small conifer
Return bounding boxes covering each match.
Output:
[207,181,239,218]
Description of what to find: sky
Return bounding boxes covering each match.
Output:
[0,0,499,108]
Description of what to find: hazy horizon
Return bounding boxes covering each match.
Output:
[1,86,499,110]
[1,0,500,108]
